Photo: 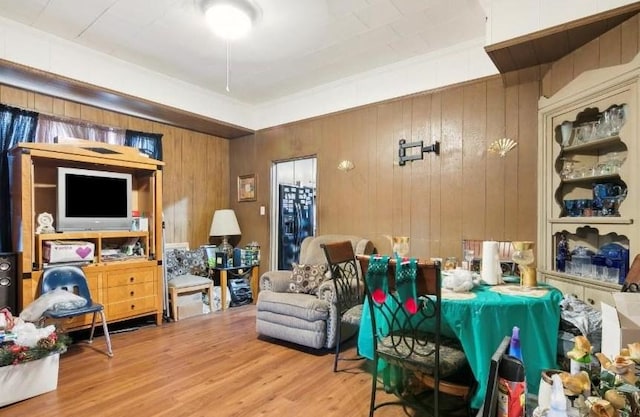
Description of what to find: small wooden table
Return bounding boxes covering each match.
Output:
[210,265,260,309]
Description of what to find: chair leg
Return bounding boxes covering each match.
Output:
[88,311,98,343]
[99,310,113,357]
[369,358,378,417]
[170,287,178,321]
[333,318,342,372]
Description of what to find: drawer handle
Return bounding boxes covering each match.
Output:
[130,291,135,296]
[129,277,135,283]
[587,298,595,305]
[130,304,135,310]
[571,293,578,298]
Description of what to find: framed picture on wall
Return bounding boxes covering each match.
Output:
[238,174,257,202]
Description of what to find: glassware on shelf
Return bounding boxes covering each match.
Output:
[560,158,575,180]
[609,105,626,135]
[574,123,594,144]
[596,111,612,138]
[560,121,573,147]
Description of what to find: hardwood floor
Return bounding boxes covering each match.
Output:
[1,305,417,417]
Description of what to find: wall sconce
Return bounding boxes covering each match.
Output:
[398,139,440,166]
[488,138,517,157]
[337,160,355,172]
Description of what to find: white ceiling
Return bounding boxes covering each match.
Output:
[0,0,487,105]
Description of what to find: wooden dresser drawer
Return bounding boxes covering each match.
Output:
[47,313,101,330]
[107,296,156,319]
[107,282,155,301]
[107,267,155,287]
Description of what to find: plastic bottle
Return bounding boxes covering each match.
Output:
[509,326,523,361]
[497,355,526,417]
[547,374,568,417]
[498,328,527,417]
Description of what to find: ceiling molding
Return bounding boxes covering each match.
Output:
[485,2,640,74]
[0,58,254,139]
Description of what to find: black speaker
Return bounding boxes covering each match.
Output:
[0,252,17,314]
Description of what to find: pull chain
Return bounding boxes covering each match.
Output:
[226,40,230,93]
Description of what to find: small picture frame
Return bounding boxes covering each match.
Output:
[238,174,257,202]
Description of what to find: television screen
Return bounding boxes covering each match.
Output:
[477,335,511,417]
[57,167,132,231]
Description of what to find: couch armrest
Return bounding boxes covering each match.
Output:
[317,279,340,348]
[259,270,292,292]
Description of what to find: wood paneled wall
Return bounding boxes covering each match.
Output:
[542,14,640,98]
[230,73,541,270]
[5,13,639,269]
[0,85,229,248]
[231,14,640,272]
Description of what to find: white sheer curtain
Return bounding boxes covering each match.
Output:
[35,115,125,144]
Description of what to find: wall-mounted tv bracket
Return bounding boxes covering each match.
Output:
[398,139,440,166]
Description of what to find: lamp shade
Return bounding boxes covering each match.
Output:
[209,209,241,237]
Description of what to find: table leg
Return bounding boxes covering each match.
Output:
[220,270,228,310]
[250,266,260,303]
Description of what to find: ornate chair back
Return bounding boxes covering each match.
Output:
[322,241,362,314]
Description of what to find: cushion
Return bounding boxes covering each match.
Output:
[342,303,363,326]
[166,248,208,282]
[287,263,328,295]
[168,274,212,288]
[19,288,88,322]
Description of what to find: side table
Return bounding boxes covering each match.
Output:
[210,265,260,310]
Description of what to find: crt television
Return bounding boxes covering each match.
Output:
[57,167,133,231]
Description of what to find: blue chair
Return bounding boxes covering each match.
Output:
[40,265,113,357]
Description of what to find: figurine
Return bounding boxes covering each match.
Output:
[557,234,569,272]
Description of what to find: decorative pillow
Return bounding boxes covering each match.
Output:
[287,263,328,295]
[165,248,207,282]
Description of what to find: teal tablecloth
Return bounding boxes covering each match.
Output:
[357,283,563,410]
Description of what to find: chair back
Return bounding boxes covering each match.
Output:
[299,235,375,265]
[321,241,362,315]
[357,255,443,391]
[41,265,93,304]
[462,239,516,274]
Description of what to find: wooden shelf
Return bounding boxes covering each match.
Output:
[549,217,633,225]
[560,135,621,153]
[10,141,164,327]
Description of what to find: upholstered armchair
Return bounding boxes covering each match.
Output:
[256,235,375,350]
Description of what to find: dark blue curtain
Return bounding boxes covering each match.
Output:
[0,105,39,252]
[125,130,163,161]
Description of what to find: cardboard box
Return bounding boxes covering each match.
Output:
[43,240,95,264]
[177,292,202,307]
[0,353,60,407]
[177,301,205,320]
[601,292,640,359]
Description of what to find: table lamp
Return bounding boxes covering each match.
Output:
[209,209,241,263]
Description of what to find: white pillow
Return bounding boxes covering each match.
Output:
[19,288,88,322]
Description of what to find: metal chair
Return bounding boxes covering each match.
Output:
[321,241,364,372]
[358,255,474,417]
[41,265,113,357]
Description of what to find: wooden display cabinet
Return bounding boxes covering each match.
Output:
[537,54,640,310]
[10,141,164,327]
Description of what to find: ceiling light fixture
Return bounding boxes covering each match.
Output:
[200,0,259,92]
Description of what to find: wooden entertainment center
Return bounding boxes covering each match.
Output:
[10,141,164,328]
